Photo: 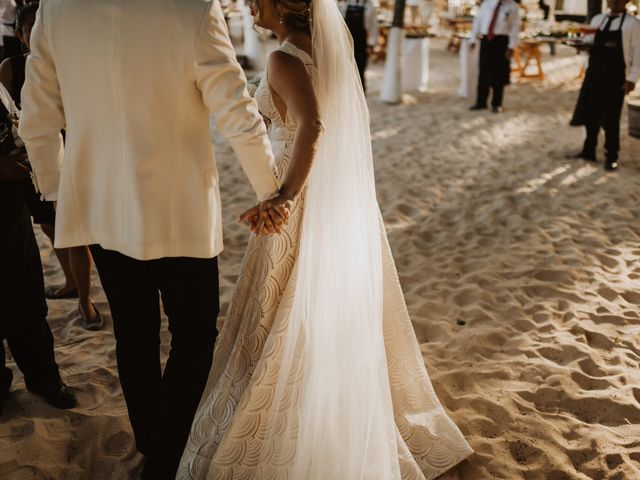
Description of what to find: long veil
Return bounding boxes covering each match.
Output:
[257,0,401,477]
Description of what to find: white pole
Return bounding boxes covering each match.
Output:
[380,27,405,104]
[242,3,266,70]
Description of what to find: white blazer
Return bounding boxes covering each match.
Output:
[19,0,279,260]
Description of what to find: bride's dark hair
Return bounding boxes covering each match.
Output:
[256,0,312,34]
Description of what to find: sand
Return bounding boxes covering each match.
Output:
[1,38,639,480]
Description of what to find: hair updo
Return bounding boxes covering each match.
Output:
[257,0,312,34]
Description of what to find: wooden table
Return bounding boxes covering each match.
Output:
[513,40,544,81]
[441,16,474,53]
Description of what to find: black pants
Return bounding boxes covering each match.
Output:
[345,8,368,93]
[0,202,61,395]
[476,36,510,108]
[582,92,625,161]
[90,245,219,480]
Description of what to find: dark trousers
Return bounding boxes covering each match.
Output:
[477,81,504,109]
[582,94,624,161]
[345,8,368,93]
[90,245,219,480]
[0,203,61,394]
[476,36,510,108]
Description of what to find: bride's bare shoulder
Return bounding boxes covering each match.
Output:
[267,50,312,85]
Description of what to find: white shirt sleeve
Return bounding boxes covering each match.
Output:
[469,5,483,44]
[627,17,640,84]
[365,0,378,47]
[508,3,520,49]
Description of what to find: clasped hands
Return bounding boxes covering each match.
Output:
[239,192,292,236]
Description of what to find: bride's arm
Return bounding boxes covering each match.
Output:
[268,50,324,202]
[241,50,324,234]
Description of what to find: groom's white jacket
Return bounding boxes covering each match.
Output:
[19,0,279,260]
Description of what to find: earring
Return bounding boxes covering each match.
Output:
[279,14,285,24]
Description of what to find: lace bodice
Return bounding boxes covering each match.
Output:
[254,41,314,179]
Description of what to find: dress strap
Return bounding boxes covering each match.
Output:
[279,41,313,65]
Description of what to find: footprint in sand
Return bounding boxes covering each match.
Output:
[104,431,134,457]
[578,357,610,378]
[621,291,640,305]
[570,370,610,391]
[596,287,618,302]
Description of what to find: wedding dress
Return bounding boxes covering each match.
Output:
[177,2,472,478]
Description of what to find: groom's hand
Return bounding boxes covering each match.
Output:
[239,195,291,236]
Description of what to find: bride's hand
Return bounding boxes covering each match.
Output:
[239,195,292,235]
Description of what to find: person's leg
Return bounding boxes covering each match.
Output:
[3,207,72,408]
[141,257,219,480]
[491,84,504,109]
[583,123,599,158]
[68,245,98,323]
[90,245,162,453]
[603,92,624,168]
[474,40,490,108]
[0,341,12,417]
[41,224,77,296]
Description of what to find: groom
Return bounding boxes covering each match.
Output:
[19,1,288,478]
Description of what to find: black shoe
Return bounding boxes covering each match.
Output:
[604,159,618,171]
[29,381,77,409]
[80,302,104,331]
[566,151,596,162]
[470,104,487,111]
[492,106,504,113]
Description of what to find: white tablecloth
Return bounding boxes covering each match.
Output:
[402,37,430,92]
[458,37,479,98]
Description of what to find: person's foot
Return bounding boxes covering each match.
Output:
[604,159,618,171]
[566,151,596,162]
[45,285,79,300]
[492,106,504,113]
[28,381,77,409]
[469,104,487,111]
[80,302,104,331]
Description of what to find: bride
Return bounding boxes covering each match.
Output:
[177,0,473,477]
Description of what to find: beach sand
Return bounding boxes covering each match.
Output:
[1,39,639,479]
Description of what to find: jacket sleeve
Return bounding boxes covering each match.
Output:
[18,0,65,201]
[194,1,279,201]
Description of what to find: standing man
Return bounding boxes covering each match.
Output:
[567,0,639,171]
[19,1,287,479]
[344,0,378,93]
[0,0,23,61]
[469,0,521,113]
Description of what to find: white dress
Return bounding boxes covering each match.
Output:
[177,42,473,480]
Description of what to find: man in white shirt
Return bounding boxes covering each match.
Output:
[0,0,22,61]
[469,0,521,113]
[568,0,639,171]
